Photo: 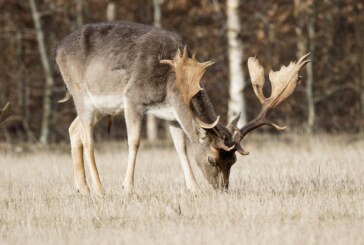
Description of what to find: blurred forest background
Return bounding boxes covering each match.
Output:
[0,0,363,144]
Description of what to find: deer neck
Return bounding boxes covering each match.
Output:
[191,88,219,125]
[168,84,218,145]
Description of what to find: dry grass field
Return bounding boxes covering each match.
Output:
[0,134,363,244]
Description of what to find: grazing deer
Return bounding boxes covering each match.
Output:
[0,103,11,123]
[55,22,309,195]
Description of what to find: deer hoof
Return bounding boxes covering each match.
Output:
[95,186,106,196]
[122,182,134,194]
[186,183,199,193]
[77,185,90,195]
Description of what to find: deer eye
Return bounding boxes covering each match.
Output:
[208,156,216,165]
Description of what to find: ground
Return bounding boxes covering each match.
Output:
[0,134,363,244]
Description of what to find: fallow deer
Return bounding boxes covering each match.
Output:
[0,103,11,123]
[55,22,309,195]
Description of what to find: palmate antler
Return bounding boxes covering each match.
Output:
[160,46,219,129]
[232,53,311,154]
[0,102,11,122]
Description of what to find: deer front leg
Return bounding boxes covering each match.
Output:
[69,117,90,195]
[80,119,105,196]
[169,124,198,191]
[123,98,143,193]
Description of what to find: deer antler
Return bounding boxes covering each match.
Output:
[160,46,218,128]
[233,53,310,154]
[0,102,11,122]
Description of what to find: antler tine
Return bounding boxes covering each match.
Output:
[212,135,236,152]
[159,46,186,67]
[297,53,311,67]
[160,59,175,67]
[177,47,182,58]
[195,115,220,129]
[202,61,215,68]
[238,54,310,141]
[229,112,241,127]
[182,45,188,59]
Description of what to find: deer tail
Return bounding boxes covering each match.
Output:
[58,90,72,103]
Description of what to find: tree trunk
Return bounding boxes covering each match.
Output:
[353,0,364,131]
[29,0,55,144]
[146,0,162,141]
[226,0,247,127]
[306,2,316,134]
[106,1,116,21]
[16,31,35,142]
[153,0,161,27]
[294,0,315,134]
[360,49,364,131]
[76,0,84,27]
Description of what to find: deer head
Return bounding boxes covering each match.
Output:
[162,48,310,189]
[0,103,11,123]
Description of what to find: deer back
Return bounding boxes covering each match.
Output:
[55,22,186,106]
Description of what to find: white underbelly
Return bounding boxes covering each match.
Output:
[87,94,124,115]
[147,104,176,121]
[86,93,176,121]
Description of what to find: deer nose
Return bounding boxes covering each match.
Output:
[220,180,229,190]
[216,173,229,190]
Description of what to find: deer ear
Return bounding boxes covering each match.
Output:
[198,128,207,144]
[196,127,210,144]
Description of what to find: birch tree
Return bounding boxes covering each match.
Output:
[352,0,364,130]
[76,0,84,27]
[146,0,162,141]
[294,0,316,133]
[106,1,116,22]
[305,1,316,134]
[226,0,247,127]
[29,0,55,144]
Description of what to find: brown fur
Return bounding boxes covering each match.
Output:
[55,21,308,194]
[55,21,237,193]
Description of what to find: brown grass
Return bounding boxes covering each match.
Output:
[0,134,363,244]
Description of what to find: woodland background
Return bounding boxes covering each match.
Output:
[0,0,363,144]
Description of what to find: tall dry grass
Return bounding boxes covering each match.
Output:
[0,134,363,244]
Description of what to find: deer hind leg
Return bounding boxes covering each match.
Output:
[123,98,143,193]
[69,117,89,195]
[79,116,105,196]
[169,124,198,191]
